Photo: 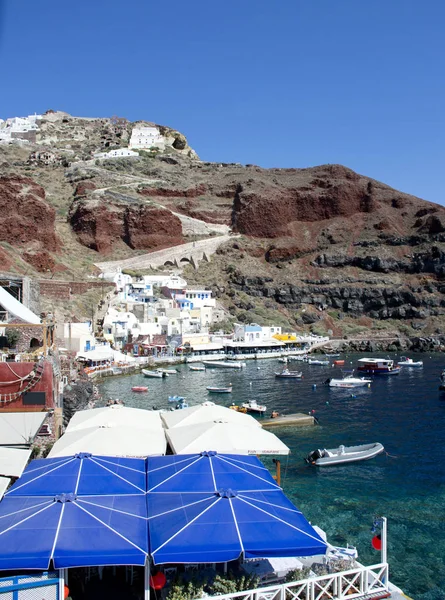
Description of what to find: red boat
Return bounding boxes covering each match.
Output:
[131,386,148,392]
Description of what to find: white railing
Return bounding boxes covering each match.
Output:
[210,563,389,600]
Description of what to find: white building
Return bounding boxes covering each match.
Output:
[145,274,187,289]
[233,323,282,343]
[94,148,138,159]
[103,309,139,348]
[129,126,164,150]
[100,270,132,292]
[0,114,42,143]
[58,322,96,353]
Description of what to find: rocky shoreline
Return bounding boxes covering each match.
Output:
[62,376,101,427]
[320,335,445,354]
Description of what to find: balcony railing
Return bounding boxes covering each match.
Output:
[209,563,389,600]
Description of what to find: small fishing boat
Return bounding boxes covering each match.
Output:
[206,385,233,393]
[288,354,308,362]
[397,357,423,368]
[308,358,330,366]
[189,365,205,371]
[160,368,179,375]
[275,369,303,379]
[357,358,401,376]
[334,360,345,367]
[242,399,267,414]
[278,357,288,363]
[142,369,168,378]
[325,353,340,358]
[168,395,185,403]
[131,386,148,392]
[202,361,246,369]
[305,442,384,466]
[325,372,372,388]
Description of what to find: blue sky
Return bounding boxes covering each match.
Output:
[0,0,444,204]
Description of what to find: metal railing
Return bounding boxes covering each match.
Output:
[210,563,389,600]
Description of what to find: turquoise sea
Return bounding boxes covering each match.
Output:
[98,353,445,600]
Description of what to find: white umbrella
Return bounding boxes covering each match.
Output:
[66,405,163,433]
[161,404,262,430]
[48,424,166,458]
[166,421,290,456]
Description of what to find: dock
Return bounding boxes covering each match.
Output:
[261,413,316,428]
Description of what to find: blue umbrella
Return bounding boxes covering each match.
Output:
[147,451,327,565]
[0,453,148,569]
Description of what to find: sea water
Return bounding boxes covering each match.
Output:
[98,353,445,599]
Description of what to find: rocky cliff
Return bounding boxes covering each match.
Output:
[0,110,444,335]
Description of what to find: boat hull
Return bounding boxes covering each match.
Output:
[142,369,166,378]
[329,378,372,388]
[202,361,245,369]
[206,386,232,393]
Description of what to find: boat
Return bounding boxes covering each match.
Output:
[131,386,148,392]
[160,368,179,374]
[275,369,303,379]
[206,385,232,393]
[189,365,206,371]
[397,357,423,368]
[242,399,267,414]
[308,358,330,365]
[333,360,345,367]
[168,395,185,403]
[304,442,385,466]
[325,371,372,388]
[325,353,340,358]
[288,354,308,361]
[278,357,288,363]
[142,369,168,378]
[229,404,248,413]
[202,360,246,369]
[356,358,401,376]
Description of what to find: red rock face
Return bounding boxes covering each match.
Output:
[139,184,207,198]
[0,176,59,251]
[124,206,183,250]
[69,201,183,254]
[22,250,67,273]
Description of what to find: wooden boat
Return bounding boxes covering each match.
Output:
[275,369,303,379]
[242,399,267,414]
[397,357,423,368]
[305,442,384,466]
[206,385,232,393]
[142,369,167,378]
[202,361,246,369]
[189,365,205,371]
[131,386,148,392]
[357,358,401,376]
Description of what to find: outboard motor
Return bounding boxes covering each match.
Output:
[304,449,324,465]
[323,378,331,385]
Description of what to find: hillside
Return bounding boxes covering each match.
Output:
[0,110,444,337]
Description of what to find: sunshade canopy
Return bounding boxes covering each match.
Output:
[147,452,327,565]
[0,412,48,447]
[166,422,290,455]
[0,478,10,501]
[0,447,31,478]
[66,405,163,433]
[161,404,262,430]
[48,424,166,458]
[0,454,148,569]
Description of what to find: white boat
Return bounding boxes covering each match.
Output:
[202,361,246,369]
[278,357,288,363]
[160,368,179,375]
[242,399,267,414]
[397,356,423,368]
[288,354,308,362]
[168,395,185,403]
[326,373,372,388]
[189,365,205,371]
[305,442,384,466]
[275,369,303,379]
[142,369,168,378]
[206,385,233,393]
[308,358,330,365]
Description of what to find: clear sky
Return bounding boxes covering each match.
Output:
[0,0,444,204]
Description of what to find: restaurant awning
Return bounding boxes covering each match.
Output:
[0,447,32,478]
[0,454,148,569]
[166,421,290,455]
[161,405,262,430]
[66,405,163,433]
[147,452,327,564]
[0,413,48,447]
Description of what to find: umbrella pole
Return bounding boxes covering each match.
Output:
[58,568,65,599]
[144,557,150,600]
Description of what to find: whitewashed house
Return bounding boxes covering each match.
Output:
[94,148,138,159]
[129,126,164,149]
[58,322,96,353]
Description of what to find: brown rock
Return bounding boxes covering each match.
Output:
[0,176,59,251]
[124,206,183,250]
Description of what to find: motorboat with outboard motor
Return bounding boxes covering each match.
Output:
[242,399,267,413]
[305,442,384,466]
[397,356,423,368]
[142,369,168,378]
[325,372,372,388]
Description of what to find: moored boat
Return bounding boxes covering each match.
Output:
[202,360,246,369]
[189,365,205,371]
[142,369,168,378]
[275,369,303,379]
[131,386,148,392]
[326,373,372,388]
[229,404,248,413]
[168,395,185,403]
[206,385,233,393]
[242,399,267,413]
[305,442,384,466]
[357,357,401,375]
[397,356,423,368]
[308,358,330,365]
[160,368,179,374]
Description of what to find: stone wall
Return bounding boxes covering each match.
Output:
[39,279,114,301]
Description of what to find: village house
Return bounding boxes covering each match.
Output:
[128,125,164,149]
